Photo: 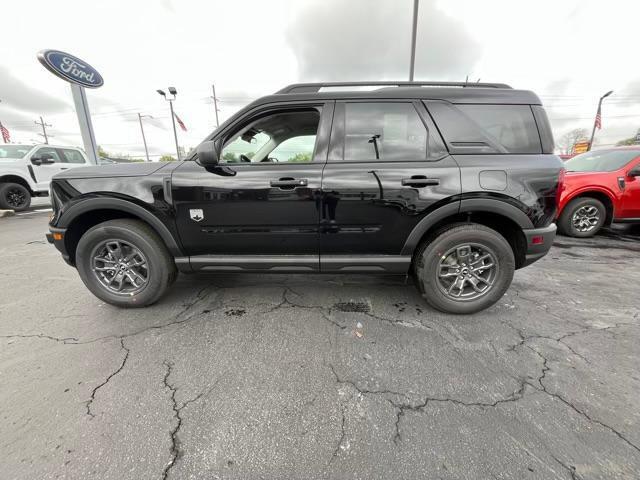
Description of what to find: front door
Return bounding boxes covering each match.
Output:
[29,146,68,190]
[319,100,461,272]
[619,156,640,219]
[172,103,333,270]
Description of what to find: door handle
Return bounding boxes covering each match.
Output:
[401,176,439,187]
[270,178,308,188]
[59,167,68,170]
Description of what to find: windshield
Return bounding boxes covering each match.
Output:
[564,149,639,172]
[0,145,33,159]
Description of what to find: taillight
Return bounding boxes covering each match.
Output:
[556,167,566,211]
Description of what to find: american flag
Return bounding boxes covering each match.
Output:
[0,122,10,143]
[173,112,187,132]
[594,104,602,130]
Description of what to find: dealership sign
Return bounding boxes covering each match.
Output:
[37,50,104,88]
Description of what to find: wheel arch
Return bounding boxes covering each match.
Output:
[402,200,530,269]
[59,198,183,265]
[0,174,35,194]
[561,190,615,226]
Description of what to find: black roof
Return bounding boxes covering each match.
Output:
[249,81,542,107]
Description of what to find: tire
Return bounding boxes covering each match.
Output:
[75,219,177,307]
[558,197,606,238]
[413,223,515,314]
[0,182,31,211]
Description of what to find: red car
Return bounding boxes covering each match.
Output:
[557,147,640,237]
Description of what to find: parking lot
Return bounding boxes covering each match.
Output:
[1,210,639,479]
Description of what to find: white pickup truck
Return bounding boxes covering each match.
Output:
[0,144,91,211]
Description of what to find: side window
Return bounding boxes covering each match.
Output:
[220,109,320,164]
[343,103,429,161]
[427,101,542,154]
[33,147,62,163]
[61,149,86,164]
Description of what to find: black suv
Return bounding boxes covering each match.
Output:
[47,81,563,314]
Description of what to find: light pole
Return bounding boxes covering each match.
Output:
[157,87,181,160]
[409,0,419,81]
[588,90,613,151]
[137,113,153,162]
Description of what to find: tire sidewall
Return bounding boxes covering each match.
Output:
[76,223,171,307]
[0,183,31,211]
[417,226,515,314]
[561,198,606,238]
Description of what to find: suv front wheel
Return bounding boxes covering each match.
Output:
[558,197,606,238]
[76,219,177,307]
[414,224,515,314]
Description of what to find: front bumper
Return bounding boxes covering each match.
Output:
[46,227,73,266]
[521,223,556,267]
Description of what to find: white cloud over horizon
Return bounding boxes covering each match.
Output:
[0,0,638,157]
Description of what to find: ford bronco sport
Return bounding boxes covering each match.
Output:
[47,81,563,314]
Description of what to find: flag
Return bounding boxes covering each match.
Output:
[594,104,602,130]
[0,122,10,143]
[174,112,187,132]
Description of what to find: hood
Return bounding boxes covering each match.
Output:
[53,162,171,179]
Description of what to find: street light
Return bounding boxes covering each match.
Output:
[588,90,614,151]
[157,87,181,160]
[137,113,153,162]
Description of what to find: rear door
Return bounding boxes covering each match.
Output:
[319,100,461,272]
[172,102,333,269]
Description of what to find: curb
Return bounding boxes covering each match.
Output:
[0,209,16,218]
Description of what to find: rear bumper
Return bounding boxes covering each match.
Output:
[46,227,73,266]
[521,223,556,268]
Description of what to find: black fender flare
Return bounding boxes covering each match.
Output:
[400,198,533,256]
[58,197,184,257]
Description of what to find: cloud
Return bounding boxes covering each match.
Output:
[285,0,481,81]
[0,66,70,114]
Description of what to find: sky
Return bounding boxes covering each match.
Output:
[0,0,639,159]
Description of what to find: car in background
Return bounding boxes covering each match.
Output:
[557,147,640,237]
[0,144,91,211]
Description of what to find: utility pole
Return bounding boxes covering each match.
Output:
[35,116,52,144]
[409,0,419,81]
[588,90,613,151]
[211,84,220,128]
[137,113,153,162]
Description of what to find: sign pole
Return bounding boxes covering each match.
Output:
[70,84,100,165]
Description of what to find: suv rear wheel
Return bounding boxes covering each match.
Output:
[414,223,515,314]
[558,197,606,238]
[75,219,177,307]
[0,182,31,211]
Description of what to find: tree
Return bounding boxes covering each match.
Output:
[288,152,312,163]
[616,135,639,146]
[556,128,589,154]
[222,152,237,162]
[159,155,176,162]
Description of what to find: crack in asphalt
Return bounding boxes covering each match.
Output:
[552,455,582,480]
[0,333,79,344]
[161,360,217,480]
[85,338,130,419]
[328,404,347,466]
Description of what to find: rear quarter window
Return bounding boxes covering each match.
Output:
[426,101,542,154]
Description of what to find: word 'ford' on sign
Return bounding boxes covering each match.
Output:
[37,50,103,88]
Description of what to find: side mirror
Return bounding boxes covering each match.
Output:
[197,140,220,166]
[628,166,640,178]
[31,156,42,166]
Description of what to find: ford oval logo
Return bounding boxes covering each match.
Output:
[37,50,104,88]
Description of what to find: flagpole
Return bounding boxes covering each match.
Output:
[588,90,613,151]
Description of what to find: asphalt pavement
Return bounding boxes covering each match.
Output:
[1,211,639,479]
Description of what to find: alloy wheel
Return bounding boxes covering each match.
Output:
[90,239,149,295]
[571,205,600,232]
[6,187,27,209]
[436,243,498,301]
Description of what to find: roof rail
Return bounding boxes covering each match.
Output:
[276,81,512,94]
